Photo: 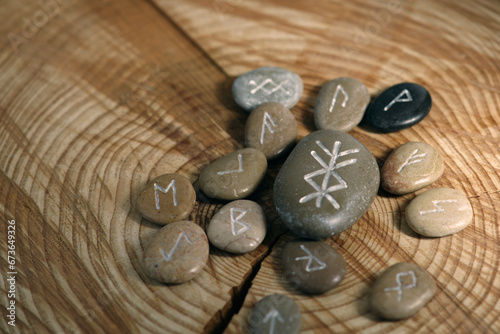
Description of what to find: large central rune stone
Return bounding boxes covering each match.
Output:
[274,130,380,239]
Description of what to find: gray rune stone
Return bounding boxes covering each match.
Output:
[232,66,303,112]
[314,77,370,132]
[250,294,301,334]
[274,129,380,240]
[369,262,436,320]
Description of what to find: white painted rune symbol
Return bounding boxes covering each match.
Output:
[156,232,193,268]
[419,199,459,216]
[263,309,284,334]
[217,154,244,175]
[230,208,250,236]
[299,140,360,209]
[249,79,291,95]
[154,180,177,210]
[383,271,417,302]
[295,245,327,272]
[329,84,349,112]
[384,89,413,111]
[397,149,428,173]
[260,111,277,145]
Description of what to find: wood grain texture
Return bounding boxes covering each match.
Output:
[0,0,499,333]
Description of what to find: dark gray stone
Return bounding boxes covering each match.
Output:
[250,294,301,334]
[274,129,380,239]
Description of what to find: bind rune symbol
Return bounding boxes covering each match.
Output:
[249,79,291,95]
[299,140,360,209]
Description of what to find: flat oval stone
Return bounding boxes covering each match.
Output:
[314,77,370,132]
[369,262,436,320]
[274,129,380,239]
[207,200,266,254]
[250,294,301,334]
[282,239,346,294]
[405,187,473,237]
[232,66,303,112]
[245,102,298,159]
[199,148,267,200]
[136,174,196,225]
[142,221,209,284]
[365,82,432,132]
[381,142,444,195]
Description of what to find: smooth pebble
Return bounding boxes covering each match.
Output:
[245,102,298,159]
[232,66,303,112]
[199,148,267,200]
[365,82,432,132]
[207,200,266,254]
[405,187,473,237]
[274,129,380,239]
[314,77,370,132]
[282,239,346,294]
[381,141,444,195]
[369,262,436,320]
[142,221,209,284]
[250,294,301,334]
[136,174,196,225]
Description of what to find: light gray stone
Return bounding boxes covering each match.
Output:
[405,187,473,237]
[250,294,301,334]
[232,67,303,112]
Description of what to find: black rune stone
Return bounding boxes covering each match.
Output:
[365,82,432,132]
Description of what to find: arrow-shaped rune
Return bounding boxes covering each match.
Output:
[263,309,284,334]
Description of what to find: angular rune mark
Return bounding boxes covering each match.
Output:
[294,244,327,272]
[263,309,284,334]
[329,84,349,112]
[397,149,428,173]
[384,89,413,111]
[217,154,244,175]
[419,199,459,215]
[154,180,177,210]
[384,271,417,302]
[299,140,360,209]
[156,232,193,269]
[230,208,250,236]
[260,111,277,145]
[249,79,291,95]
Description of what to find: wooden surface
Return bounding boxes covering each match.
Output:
[1,0,499,332]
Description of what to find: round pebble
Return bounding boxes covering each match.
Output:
[365,82,432,132]
[405,187,473,237]
[282,239,346,295]
[369,262,436,320]
[274,129,380,239]
[136,173,196,225]
[314,77,370,132]
[207,200,266,254]
[232,66,303,112]
[381,141,444,195]
[199,148,267,200]
[245,102,298,159]
[142,221,209,284]
[250,294,301,334]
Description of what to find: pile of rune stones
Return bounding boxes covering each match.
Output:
[135,67,474,332]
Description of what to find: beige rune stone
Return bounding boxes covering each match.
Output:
[381,141,444,195]
[142,221,209,284]
[199,148,267,200]
[405,187,473,237]
[314,77,370,132]
[245,102,298,159]
[136,173,196,225]
[369,262,436,320]
[207,200,266,254]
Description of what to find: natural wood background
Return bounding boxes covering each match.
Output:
[1,0,499,333]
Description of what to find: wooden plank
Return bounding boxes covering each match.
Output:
[150,0,500,332]
[0,0,499,333]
